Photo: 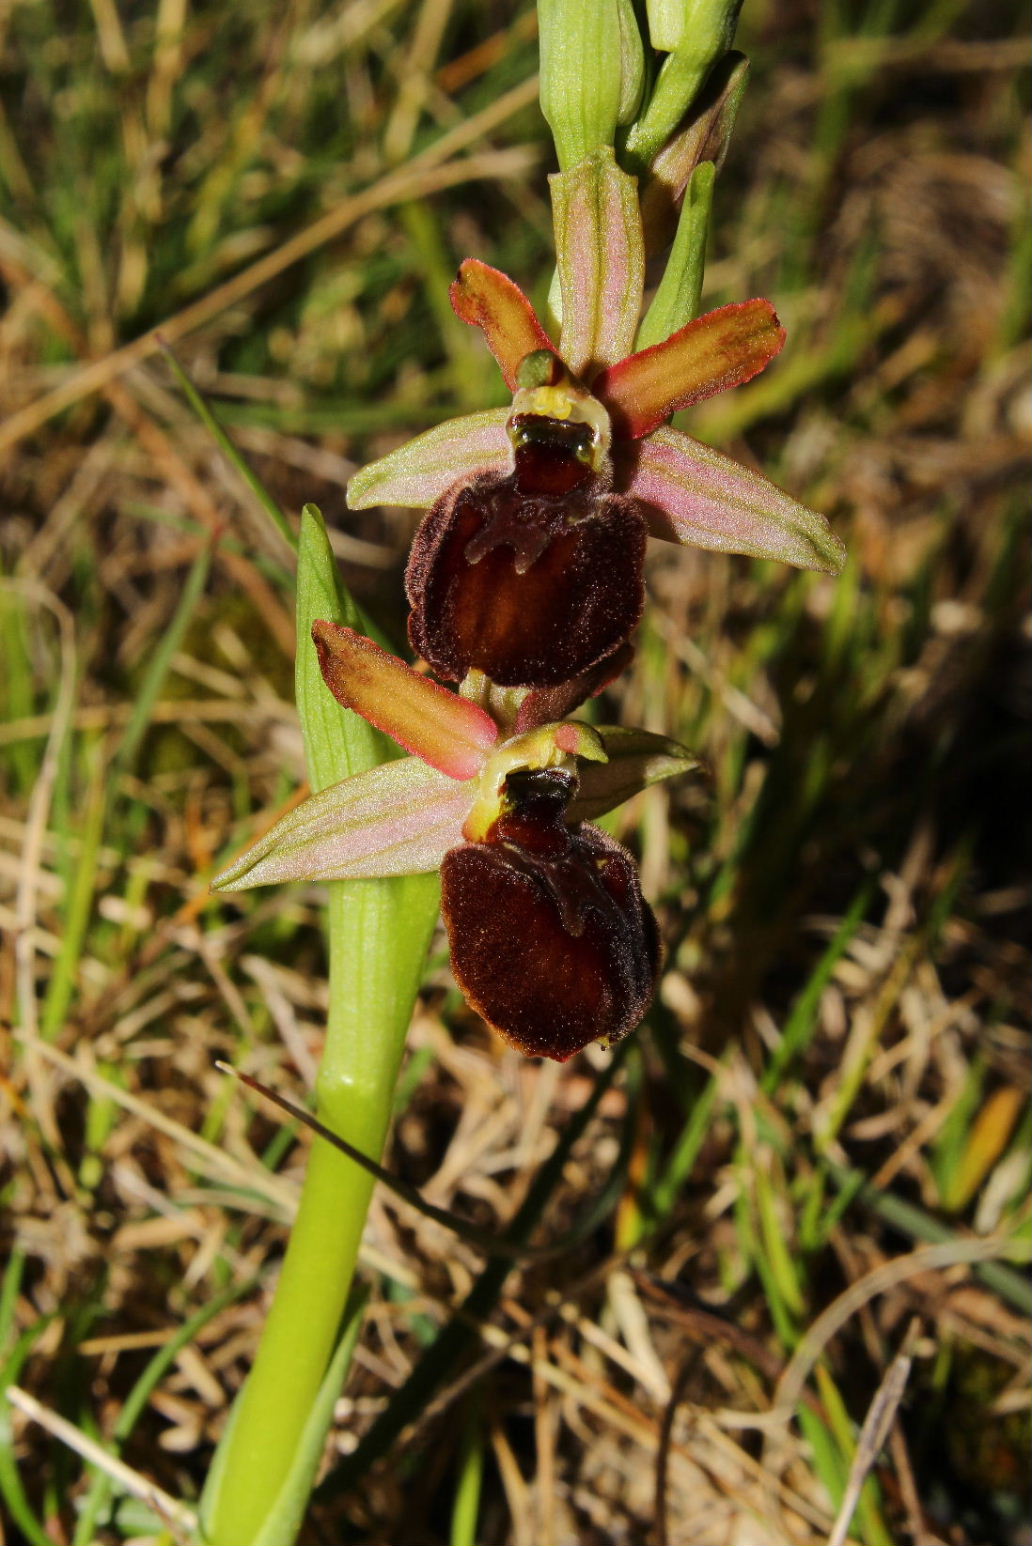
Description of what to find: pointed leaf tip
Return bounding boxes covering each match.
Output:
[312,623,499,779]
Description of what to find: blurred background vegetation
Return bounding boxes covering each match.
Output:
[1,1,1029,1542]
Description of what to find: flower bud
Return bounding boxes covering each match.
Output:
[538,0,628,170]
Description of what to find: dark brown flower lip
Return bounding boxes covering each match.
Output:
[405,468,647,690]
[441,818,659,1062]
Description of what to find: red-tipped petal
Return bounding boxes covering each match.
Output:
[617,426,846,574]
[594,299,786,440]
[212,758,470,888]
[312,623,498,779]
[347,410,511,510]
[550,148,645,377]
[449,259,555,390]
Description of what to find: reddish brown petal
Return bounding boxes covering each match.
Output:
[311,622,498,779]
[405,470,647,689]
[593,299,785,440]
[450,259,555,391]
[441,824,659,1061]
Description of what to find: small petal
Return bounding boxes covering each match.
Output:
[570,726,705,822]
[618,426,847,574]
[449,260,554,390]
[550,147,645,376]
[594,299,785,440]
[312,623,498,778]
[212,758,470,889]
[347,409,511,510]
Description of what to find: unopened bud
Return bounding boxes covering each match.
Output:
[538,0,628,169]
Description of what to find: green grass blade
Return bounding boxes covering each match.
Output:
[113,539,213,775]
[160,339,298,556]
[72,1276,256,1545]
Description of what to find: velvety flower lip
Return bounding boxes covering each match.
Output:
[212,625,701,1060]
[442,800,660,1061]
[347,150,846,582]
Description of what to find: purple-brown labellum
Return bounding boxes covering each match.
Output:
[441,768,659,1061]
[406,414,647,689]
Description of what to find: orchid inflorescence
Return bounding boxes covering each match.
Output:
[215,147,844,1063]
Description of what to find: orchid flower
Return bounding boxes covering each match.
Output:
[213,623,700,1060]
[348,149,846,690]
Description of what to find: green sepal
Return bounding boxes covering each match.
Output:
[570,726,705,821]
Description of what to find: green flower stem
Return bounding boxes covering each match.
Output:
[201,507,440,1545]
[202,877,437,1545]
[636,158,715,347]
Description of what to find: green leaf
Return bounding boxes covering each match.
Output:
[295,504,395,792]
[250,1292,367,1546]
[202,508,440,1546]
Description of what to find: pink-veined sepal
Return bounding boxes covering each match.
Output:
[211,757,471,889]
[618,425,847,574]
[550,147,645,378]
[346,409,511,511]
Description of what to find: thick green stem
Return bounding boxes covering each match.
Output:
[202,876,436,1544]
[200,506,440,1544]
